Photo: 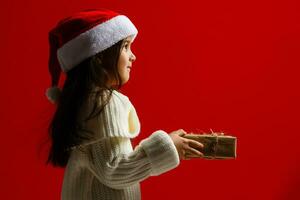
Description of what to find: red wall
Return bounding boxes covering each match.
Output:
[1,0,300,199]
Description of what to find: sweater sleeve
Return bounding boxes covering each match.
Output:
[86,130,179,190]
[81,90,179,189]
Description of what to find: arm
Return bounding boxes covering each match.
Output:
[86,130,179,190]
[82,91,202,189]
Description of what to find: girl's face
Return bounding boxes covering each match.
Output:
[117,35,136,85]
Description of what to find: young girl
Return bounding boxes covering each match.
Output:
[46,9,203,200]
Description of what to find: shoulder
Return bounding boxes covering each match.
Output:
[111,89,133,109]
[112,89,131,102]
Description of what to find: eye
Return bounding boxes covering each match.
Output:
[124,44,129,50]
[123,42,131,50]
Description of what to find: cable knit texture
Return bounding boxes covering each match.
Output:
[61,90,180,200]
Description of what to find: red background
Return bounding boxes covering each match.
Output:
[1,0,300,199]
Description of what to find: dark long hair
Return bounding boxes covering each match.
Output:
[46,39,124,167]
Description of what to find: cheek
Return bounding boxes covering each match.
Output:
[118,52,127,68]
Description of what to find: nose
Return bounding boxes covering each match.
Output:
[130,52,136,62]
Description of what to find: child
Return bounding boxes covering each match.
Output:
[45,9,203,200]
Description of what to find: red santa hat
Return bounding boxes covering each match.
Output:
[46,9,138,103]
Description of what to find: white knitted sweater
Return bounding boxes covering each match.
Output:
[61,90,180,200]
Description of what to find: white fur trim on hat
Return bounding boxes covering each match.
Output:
[57,15,138,72]
[45,86,62,104]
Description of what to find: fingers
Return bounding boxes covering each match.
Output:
[183,151,203,159]
[170,129,207,160]
[185,152,202,159]
[184,152,205,159]
[181,143,204,160]
[186,146,203,157]
[181,139,204,160]
[187,139,204,150]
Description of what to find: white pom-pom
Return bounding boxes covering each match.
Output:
[45,86,62,104]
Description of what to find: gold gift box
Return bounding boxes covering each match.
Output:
[183,134,237,159]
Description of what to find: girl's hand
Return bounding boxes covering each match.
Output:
[169,129,204,160]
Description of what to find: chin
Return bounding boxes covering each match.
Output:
[121,78,130,85]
